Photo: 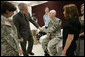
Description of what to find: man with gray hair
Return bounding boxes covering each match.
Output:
[39,10,62,56]
[13,3,39,56]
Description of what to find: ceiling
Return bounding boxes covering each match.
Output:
[9,1,48,6]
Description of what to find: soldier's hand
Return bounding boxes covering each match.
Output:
[47,33,50,36]
[4,21,11,26]
[19,38,24,42]
[47,33,50,38]
[18,50,23,56]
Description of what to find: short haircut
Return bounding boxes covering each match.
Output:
[49,10,56,15]
[18,3,27,10]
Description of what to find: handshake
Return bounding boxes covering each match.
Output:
[38,26,50,38]
[39,27,43,31]
[38,26,47,31]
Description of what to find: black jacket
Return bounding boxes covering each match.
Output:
[13,12,39,40]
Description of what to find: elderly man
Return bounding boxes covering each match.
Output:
[40,10,62,56]
[13,3,39,56]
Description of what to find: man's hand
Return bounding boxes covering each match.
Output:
[19,38,24,42]
[39,27,42,31]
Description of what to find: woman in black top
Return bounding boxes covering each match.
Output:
[62,4,81,56]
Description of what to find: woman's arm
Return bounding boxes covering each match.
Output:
[62,34,74,56]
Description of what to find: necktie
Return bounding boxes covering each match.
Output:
[24,14,29,25]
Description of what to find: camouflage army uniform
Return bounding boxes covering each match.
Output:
[1,15,20,56]
[41,17,62,56]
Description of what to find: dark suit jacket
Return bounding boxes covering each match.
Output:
[13,12,39,40]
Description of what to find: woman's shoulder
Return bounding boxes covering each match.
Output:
[55,17,62,22]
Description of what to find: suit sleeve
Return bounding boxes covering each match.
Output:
[28,13,39,28]
[13,16,22,39]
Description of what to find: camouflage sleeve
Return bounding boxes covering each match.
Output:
[1,17,5,27]
[1,25,18,52]
[1,16,19,53]
[42,19,62,34]
[13,35,20,51]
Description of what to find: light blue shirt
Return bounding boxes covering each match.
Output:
[43,13,50,27]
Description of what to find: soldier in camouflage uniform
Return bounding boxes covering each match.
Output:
[40,10,62,56]
[1,1,22,56]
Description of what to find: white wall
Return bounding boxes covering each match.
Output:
[9,1,48,17]
[28,5,32,16]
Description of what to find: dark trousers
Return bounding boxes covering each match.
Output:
[66,51,75,56]
[20,37,34,56]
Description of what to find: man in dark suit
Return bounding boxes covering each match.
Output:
[13,3,39,56]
